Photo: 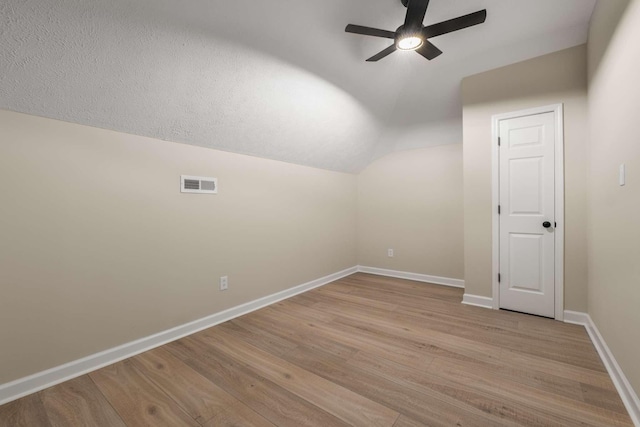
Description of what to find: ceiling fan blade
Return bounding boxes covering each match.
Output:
[415,40,442,60]
[404,0,430,30]
[345,24,396,39]
[423,10,487,38]
[366,44,397,62]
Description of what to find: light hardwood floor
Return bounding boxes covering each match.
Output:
[0,273,633,426]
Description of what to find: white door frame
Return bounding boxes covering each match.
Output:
[491,104,564,320]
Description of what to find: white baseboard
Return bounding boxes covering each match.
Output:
[461,293,494,309]
[562,310,591,326]
[0,266,358,406]
[563,311,640,426]
[357,266,464,288]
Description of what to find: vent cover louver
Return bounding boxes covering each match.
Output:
[181,175,218,194]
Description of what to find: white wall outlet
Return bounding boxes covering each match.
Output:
[219,276,228,291]
[388,249,394,258]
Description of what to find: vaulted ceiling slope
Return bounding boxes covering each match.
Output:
[1,0,595,172]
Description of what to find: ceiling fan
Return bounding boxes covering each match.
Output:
[345,0,487,62]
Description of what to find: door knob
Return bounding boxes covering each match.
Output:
[542,221,552,228]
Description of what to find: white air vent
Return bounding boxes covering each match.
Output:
[181,175,218,194]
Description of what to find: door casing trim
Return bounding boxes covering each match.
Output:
[491,104,565,320]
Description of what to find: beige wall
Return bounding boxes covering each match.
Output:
[461,45,589,312]
[357,145,464,279]
[587,0,631,80]
[0,110,357,384]
[587,0,640,395]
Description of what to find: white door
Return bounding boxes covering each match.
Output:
[499,112,556,318]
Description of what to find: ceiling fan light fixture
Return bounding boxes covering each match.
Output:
[397,35,423,51]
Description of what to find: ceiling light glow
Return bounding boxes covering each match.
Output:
[397,36,423,51]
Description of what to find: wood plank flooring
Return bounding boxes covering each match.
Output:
[0,273,633,426]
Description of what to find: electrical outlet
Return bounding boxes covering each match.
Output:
[388,249,394,258]
[220,276,228,291]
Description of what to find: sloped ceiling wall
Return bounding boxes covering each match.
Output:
[0,0,595,172]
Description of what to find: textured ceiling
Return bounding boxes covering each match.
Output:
[1,0,595,172]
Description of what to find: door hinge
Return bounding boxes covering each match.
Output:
[498,273,501,283]
[498,205,501,215]
[498,137,501,146]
